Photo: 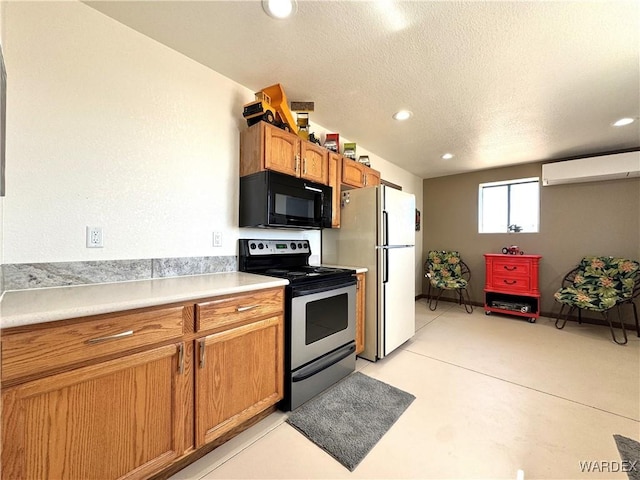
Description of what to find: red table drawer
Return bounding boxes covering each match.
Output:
[488,274,532,292]
[492,260,530,276]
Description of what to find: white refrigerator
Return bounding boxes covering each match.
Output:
[322,185,416,362]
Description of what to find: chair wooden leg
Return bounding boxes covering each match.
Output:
[602,308,628,345]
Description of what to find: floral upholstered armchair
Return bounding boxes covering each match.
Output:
[424,250,473,313]
[554,256,640,345]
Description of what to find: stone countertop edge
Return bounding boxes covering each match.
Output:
[0,272,289,329]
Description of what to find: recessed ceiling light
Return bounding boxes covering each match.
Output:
[613,117,635,127]
[442,153,454,160]
[262,0,297,19]
[392,110,412,121]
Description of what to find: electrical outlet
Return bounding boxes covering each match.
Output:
[213,231,222,247]
[86,226,103,248]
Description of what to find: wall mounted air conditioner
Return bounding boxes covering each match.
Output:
[542,151,640,186]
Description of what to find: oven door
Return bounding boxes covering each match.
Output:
[289,279,356,370]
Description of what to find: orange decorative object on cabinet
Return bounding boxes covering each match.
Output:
[484,253,542,323]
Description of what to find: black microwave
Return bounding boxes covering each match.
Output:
[240,170,332,229]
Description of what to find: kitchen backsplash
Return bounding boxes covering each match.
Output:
[2,256,237,291]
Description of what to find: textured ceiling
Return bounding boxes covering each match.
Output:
[86,0,640,179]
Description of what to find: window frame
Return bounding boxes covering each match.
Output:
[478,177,540,234]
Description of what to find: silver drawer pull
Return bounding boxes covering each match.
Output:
[86,330,134,344]
[236,305,259,312]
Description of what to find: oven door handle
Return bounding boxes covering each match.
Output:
[291,343,356,383]
[291,278,357,297]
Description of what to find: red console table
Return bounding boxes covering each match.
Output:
[484,253,542,323]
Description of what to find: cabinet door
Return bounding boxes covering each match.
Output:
[300,141,328,184]
[195,315,284,447]
[355,273,366,355]
[364,167,381,186]
[341,158,365,188]
[2,344,189,480]
[264,123,299,177]
[328,152,342,227]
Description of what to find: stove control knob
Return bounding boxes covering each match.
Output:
[290,242,296,250]
[298,243,303,249]
[249,243,256,250]
[258,243,264,250]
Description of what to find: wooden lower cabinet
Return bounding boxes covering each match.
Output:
[1,286,285,480]
[355,273,366,355]
[195,314,284,447]
[2,343,189,480]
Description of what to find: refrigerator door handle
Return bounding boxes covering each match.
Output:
[383,210,389,246]
[383,247,389,284]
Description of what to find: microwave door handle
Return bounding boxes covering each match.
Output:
[304,184,324,222]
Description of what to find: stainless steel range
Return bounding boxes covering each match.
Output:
[239,239,356,410]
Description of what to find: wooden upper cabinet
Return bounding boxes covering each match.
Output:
[328,152,342,228]
[341,157,381,188]
[264,124,300,177]
[365,168,381,186]
[240,121,328,185]
[300,141,329,184]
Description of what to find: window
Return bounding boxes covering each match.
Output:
[478,177,539,233]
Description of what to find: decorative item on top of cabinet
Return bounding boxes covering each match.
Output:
[355,272,366,355]
[240,121,328,185]
[484,253,542,323]
[342,156,380,188]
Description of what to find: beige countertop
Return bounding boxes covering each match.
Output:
[0,272,288,329]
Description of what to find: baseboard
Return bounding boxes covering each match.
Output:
[416,294,639,332]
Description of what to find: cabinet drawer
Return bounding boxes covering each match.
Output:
[488,275,532,293]
[2,305,187,383]
[196,288,284,332]
[492,260,530,276]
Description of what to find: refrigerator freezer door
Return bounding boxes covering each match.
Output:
[379,245,416,357]
[381,186,416,247]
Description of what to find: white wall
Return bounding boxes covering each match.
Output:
[2,1,422,291]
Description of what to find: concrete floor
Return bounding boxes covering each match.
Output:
[171,301,640,480]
